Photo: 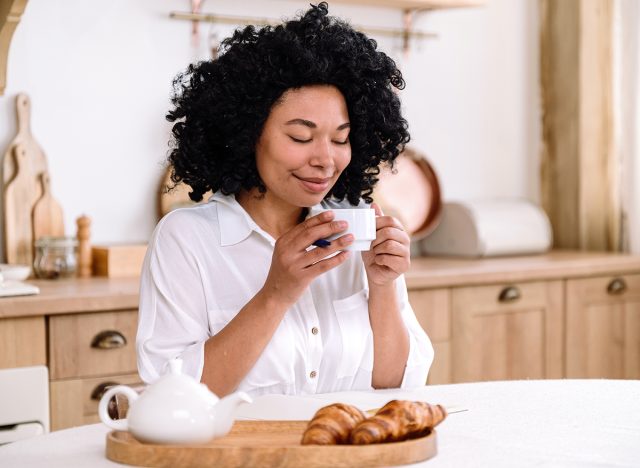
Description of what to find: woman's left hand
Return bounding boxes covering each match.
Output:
[361,203,411,286]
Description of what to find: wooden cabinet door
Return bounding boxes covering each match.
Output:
[566,274,640,379]
[409,288,451,384]
[0,316,46,368]
[451,281,563,382]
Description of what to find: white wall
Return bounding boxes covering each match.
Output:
[0,0,539,260]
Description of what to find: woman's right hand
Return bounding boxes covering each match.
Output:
[261,211,353,307]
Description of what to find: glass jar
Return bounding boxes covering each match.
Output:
[33,236,78,279]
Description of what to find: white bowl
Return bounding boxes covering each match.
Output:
[0,264,31,281]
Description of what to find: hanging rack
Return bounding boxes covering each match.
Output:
[169,11,437,51]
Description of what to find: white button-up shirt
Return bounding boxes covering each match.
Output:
[137,192,434,397]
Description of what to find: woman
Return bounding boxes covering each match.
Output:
[137,2,433,397]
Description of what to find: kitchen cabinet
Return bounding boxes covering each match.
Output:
[566,274,640,379]
[0,277,140,431]
[1,251,640,431]
[406,251,640,384]
[47,310,140,430]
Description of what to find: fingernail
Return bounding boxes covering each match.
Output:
[313,239,331,248]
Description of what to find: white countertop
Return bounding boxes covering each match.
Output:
[1,379,639,467]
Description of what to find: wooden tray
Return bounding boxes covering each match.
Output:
[106,420,437,468]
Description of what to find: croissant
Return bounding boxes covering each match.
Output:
[350,400,447,445]
[301,403,366,445]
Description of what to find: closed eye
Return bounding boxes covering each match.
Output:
[289,136,312,143]
[333,139,349,145]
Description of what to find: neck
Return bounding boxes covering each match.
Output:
[235,189,304,238]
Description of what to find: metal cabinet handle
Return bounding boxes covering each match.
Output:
[91,330,127,349]
[607,278,627,295]
[498,286,521,303]
[90,381,120,401]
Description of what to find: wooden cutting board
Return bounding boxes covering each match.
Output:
[31,171,64,242]
[106,421,437,468]
[3,144,39,266]
[2,93,48,189]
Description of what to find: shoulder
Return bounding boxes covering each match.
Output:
[151,202,219,245]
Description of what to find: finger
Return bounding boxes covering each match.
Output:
[281,211,334,244]
[372,239,408,257]
[373,254,407,272]
[299,219,349,248]
[306,250,351,274]
[295,210,335,233]
[306,233,354,264]
[370,226,410,250]
[371,202,384,217]
[283,211,346,250]
[375,215,404,230]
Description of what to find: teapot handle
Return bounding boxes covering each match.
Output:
[98,385,140,431]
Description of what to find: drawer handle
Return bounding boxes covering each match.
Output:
[90,381,120,401]
[607,278,627,295]
[498,286,521,303]
[91,330,127,349]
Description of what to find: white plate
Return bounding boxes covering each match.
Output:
[0,264,31,281]
[0,280,39,297]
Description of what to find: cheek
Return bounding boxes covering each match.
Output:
[337,148,352,172]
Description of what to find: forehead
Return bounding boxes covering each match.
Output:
[270,85,349,121]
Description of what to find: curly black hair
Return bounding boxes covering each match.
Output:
[166,2,410,205]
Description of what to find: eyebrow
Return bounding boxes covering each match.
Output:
[285,119,350,131]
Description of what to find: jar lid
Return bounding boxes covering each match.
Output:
[34,236,79,248]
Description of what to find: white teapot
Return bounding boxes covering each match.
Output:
[98,359,252,444]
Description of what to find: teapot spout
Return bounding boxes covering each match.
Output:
[212,391,253,438]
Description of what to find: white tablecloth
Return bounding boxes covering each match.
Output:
[1,379,639,467]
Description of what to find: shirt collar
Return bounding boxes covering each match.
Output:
[210,192,255,246]
[210,191,327,247]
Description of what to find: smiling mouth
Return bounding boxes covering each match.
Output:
[294,175,332,193]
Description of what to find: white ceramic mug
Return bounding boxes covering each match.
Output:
[309,207,376,251]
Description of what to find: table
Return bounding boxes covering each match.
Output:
[1,379,639,467]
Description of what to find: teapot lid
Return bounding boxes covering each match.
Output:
[143,358,219,405]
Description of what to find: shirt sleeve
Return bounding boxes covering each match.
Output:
[136,211,210,384]
[396,275,435,388]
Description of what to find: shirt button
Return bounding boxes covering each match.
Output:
[310,370,317,379]
[311,327,319,335]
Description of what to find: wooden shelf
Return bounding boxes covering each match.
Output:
[0,0,28,95]
[330,0,485,10]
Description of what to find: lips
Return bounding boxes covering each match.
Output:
[294,175,332,193]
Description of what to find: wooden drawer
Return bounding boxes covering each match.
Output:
[50,373,142,431]
[48,310,138,379]
[0,316,46,369]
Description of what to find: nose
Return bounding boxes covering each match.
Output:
[309,139,334,169]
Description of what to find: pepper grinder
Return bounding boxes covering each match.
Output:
[76,215,92,277]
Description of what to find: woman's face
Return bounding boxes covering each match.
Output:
[255,85,352,208]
